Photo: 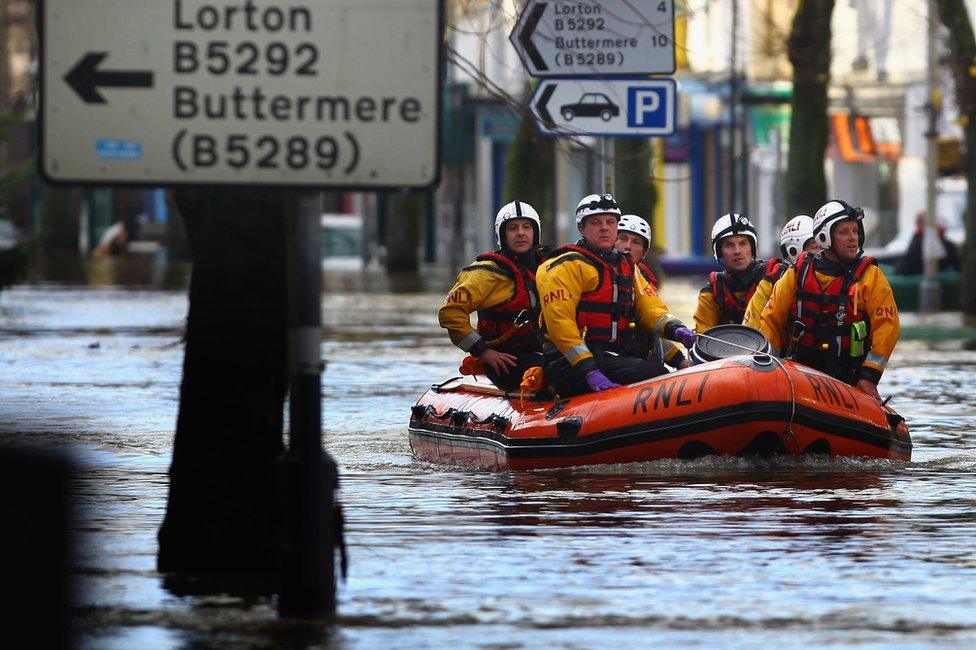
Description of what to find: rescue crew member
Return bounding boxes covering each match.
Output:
[742,215,820,329]
[438,200,547,391]
[536,193,696,397]
[759,200,900,400]
[694,213,785,332]
[615,213,689,370]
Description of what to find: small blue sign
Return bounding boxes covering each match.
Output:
[95,139,142,161]
[529,77,676,137]
[627,87,668,128]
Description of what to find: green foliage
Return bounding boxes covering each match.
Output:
[504,84,555,243]
[613,138,656,243]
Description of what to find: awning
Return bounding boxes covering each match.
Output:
[869,117,902,162]
[830,113,901,163]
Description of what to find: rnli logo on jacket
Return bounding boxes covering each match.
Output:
[446,288,470,304]
[544,289,571,305]
[875,306,897,317]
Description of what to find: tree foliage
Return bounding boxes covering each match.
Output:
[504,85,555,244]
[613,138,657,243]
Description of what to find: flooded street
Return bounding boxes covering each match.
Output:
[2,267,976,648]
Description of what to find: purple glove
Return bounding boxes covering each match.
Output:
[585,370,620,392]
[674,326,696,349]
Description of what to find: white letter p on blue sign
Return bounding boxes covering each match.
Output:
[627,87,664,128]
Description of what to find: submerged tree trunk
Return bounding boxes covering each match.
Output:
[936,0,976,318]
[157,188,289,574]
[384,190,424,274]
[786,0,834,217]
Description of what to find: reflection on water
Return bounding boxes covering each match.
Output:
[2,271,976,647]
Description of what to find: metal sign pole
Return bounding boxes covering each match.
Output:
[919,0,942,312]
[604,138,615,195]
[279,191,337,618]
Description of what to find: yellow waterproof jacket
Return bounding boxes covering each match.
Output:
[536,249,685,370]
[742,277,774,329]
[759,263,900,383]
[438,259,521,355]
[694,286,757,332]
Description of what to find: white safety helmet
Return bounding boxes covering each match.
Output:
[779,214,815,262]
[812,199,864,251]
[494,200,541,249]
[710,213,758,261]
[617,214,652,250]
[575,193,621,227]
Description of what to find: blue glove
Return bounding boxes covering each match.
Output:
[585,370,620,392]
[674,326,696,349]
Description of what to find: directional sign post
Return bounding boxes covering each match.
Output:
[529,78,676,137]
[511,0,675,77]
[40,0,442,188]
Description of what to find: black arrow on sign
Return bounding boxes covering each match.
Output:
[64,52,154,104]
[518,2,548,72]
[535,82,556,128]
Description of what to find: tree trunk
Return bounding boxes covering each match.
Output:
[936,0,976,319]
[786,0,834,217]
[505,85,556,244]
[384,190,424,273]
[157,188,289,574]
[39,185,82,252]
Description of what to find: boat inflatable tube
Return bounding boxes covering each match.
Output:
[691,324,771,365]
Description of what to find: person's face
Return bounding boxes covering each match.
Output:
[503,218,535,254]
[719,235,753,272]
[581,214,619,251]
[830,220,861,262]
[802,238,821,255]
[615,231,647,263]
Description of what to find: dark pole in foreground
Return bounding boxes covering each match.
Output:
[278,191,337,617]
[729,0,738,213]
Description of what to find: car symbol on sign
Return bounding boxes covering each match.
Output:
[560,93,620,122]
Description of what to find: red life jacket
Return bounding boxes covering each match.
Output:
[637,261,658,289]
[550,243,636,346]
[628,260,683,364]
[764,258,787,284]
[708,259,778,325]
[472,250,541,351]
[789,251,876,381]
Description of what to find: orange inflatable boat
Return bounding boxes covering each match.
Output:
[408,353,911,470]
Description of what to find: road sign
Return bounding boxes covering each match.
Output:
[510,0,675,77]
[40,0,442,188]
[529,78,676,137]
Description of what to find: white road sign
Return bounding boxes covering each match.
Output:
[40,0,442,188]
[510,0,675,77]
[529,78,676,137]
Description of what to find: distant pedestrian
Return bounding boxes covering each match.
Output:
[894,212,960,275]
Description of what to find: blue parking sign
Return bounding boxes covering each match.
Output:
[627,87,668,128]
[529,78,675,137]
